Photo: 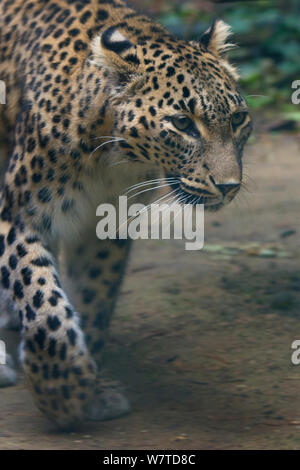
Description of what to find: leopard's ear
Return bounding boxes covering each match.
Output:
[197,19,239,80]
[91,26,141,76]
[199,19,235,57]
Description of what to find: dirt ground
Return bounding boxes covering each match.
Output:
[1,126,300,449]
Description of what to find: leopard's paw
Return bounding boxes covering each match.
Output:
[89,381,131,421]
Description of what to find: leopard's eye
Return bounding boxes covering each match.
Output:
[231,112,247,127]
[171,114,193,132]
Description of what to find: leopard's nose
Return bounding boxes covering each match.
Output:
[215,183,240,196]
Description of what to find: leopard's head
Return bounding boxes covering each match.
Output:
[92,20,252,210]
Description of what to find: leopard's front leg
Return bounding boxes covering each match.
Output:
[0,218,99,428]
[60,230,131,421]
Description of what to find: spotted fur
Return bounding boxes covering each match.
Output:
[0,0,252,428]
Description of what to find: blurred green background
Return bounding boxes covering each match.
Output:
[131,0,300,119]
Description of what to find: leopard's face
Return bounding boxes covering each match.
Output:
[92,21,253,210]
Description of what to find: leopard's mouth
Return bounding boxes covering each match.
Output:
[166,177,224,211]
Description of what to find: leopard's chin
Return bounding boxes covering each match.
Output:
[204,202,224,212]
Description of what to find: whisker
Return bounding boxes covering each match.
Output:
[242,174,256,192]
[137,188,179,216]
[91,135,123,140]
[124,177,179,194]
[147,193,181,233]
[190,196,199,206]
[116,188,179,236]
[89,137,126,159]
[159,194,189,237]
[127,181,180,200]
[245,94,269,98]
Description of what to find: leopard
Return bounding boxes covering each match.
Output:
[0,0,253,429]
